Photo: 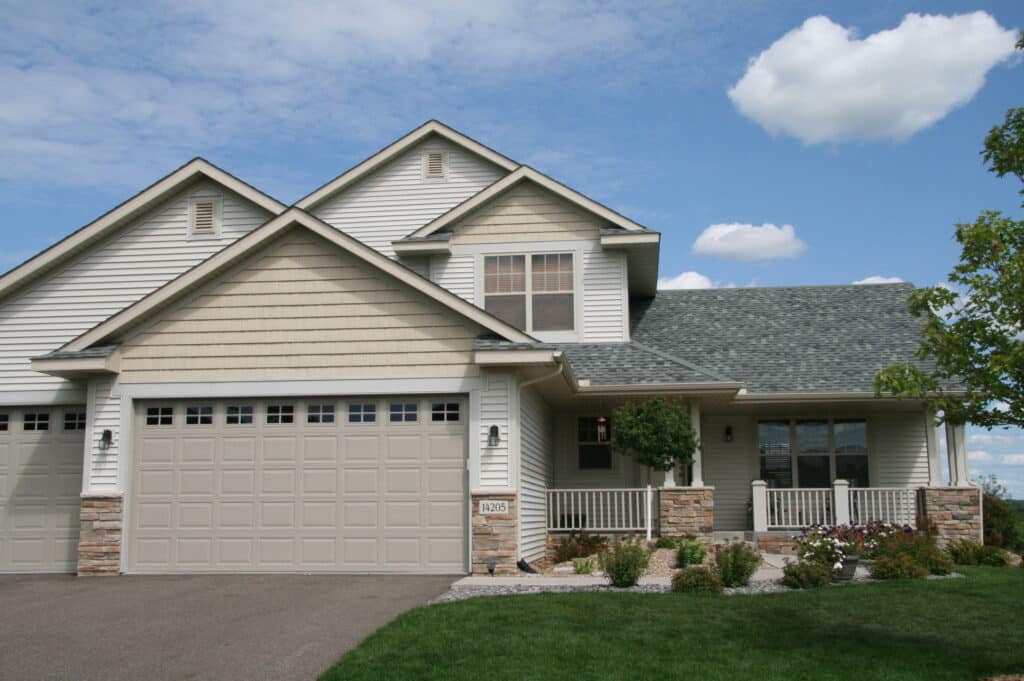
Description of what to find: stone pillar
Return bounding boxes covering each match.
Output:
[77,493,123,576]
[471,492,518,576]
[658,487,714,541]
[919,487,983,546]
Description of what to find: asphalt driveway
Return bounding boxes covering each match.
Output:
[0,573,455,681]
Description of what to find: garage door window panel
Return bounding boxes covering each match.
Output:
[0,413,8,431]
[389,403,418,423]
[431,403,460,422]
[146,407,174,426]
[63,411,86,431]
[24,412,50,431]
[307,404,335,424]
[226,405,254,425]
[266,405,294,425]
[186,406,214,425]
[348,403,377,423]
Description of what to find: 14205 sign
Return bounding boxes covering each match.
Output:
[478,500,509,515]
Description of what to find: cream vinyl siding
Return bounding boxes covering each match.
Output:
[311,138,505,258]
[871,411,930,487]
[0,180,273,398]
[519,386,553,563]
[701,414,757,531]
[116,229,487,383]
[478,371,512,487]
[429,253,475,304]
[582,249,627,342]
[449,182,604,245]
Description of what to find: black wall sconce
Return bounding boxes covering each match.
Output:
[99,429,113,451]
[487,425,500,447]
[724,425,734,443]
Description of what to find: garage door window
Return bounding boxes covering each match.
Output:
[64,411,87,431]
[146,407,173,426]
[0,413,8,431]
[307,404,335,424]
[186,406,213,425]
[431,402,460,422]
[226,405,253,425]
[24,412,50,431]
[348,403,377,423]
[389,402,418,423]
[267,405,294,424]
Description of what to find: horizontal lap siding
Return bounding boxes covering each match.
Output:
[582,249,626,342]
[701,415,756,531]
[312,139,505,257]
[871,411,930,487]
[451,183,603,245]
[117,230,485,383]
[519,386,553,562]
[0,180,272,395]
[88,379,120,490]
[479,371,511,487]
[430,253,475,304]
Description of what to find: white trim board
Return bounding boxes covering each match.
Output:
[114,377,483,399]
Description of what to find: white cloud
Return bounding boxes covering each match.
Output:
[968,450,993,462]
[728,12,1018,143]
[692,223,806,261]
[853,276,904,285]
[1001,454,1024,465]
[969,432,1023,448]
[658,271,715,290]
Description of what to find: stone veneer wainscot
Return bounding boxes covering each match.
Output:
[78,493,123,576]
[659,487,714,542]
[918,487,983,547]
[471,493,518,576]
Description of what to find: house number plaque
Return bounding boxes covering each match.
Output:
[479,500,509,515]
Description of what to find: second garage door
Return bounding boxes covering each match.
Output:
[129,397,467,573]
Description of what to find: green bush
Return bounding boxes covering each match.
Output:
[599,543,650,588]
[675,538,708,568]
[573,558,594,575]
[948,540,1011,567]
[714,543,760,588]
[671,566,723,594]
[553,531,607,563]
[983,493,1023,551]
[782,561,835,589]
[875,531,952,575]
[870,553,930,580]
[654,536,678,549]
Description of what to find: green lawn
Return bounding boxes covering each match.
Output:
[321,567,1024,681]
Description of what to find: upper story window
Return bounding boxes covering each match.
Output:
[422,150,447,181]
[189,197,221,237]
[483,253,574,332]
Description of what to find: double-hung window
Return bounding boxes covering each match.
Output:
[484,253,574,332]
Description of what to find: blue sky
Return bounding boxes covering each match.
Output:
[2,1,1023,493]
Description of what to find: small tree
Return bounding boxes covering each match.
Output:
[610,397,698,475]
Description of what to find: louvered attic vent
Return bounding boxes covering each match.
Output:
[191,199,216,234]
[424,151,446,179]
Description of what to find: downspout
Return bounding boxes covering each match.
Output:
[515,354,566,573]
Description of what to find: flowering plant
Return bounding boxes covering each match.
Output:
[797,522,914,560]
[795,528,847,570]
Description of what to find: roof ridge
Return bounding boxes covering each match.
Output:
[628,340,735,383]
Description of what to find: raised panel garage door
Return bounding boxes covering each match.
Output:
[0,406,85,573]
[129,397,467,573]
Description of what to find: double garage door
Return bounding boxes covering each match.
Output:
[129,396,467,573]
[0,406,85,573]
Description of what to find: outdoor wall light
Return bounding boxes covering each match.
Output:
[487,561,496,576]
[724,425,734,443]
[99,429,113,451]
[488,425,500,447]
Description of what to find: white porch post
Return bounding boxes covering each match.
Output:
[689,400,704,487]
[944,422,970,487]
[752,480,768,532]
[833,479,851,526]
[924,409,942,486]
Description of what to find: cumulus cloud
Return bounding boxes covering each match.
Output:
[1002,454,1024,465]
[728,12,1018,143]
[969,432,1023,447]
[692,223,806,261]
[968,450,993,462]
[854,276,904,285]
[657,271,715,290]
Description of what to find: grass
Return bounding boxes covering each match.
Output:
[320,567,1024,681]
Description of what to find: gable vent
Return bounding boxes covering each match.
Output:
[191,199,216,234]
[424,151,446,179]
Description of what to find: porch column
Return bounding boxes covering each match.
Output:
[832,479,851,526]
[944,422,970,487]
[751,480,768,532]
[924,409,942,486]
[689,401,704,487]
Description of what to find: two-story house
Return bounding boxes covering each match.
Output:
[0,121,980,577]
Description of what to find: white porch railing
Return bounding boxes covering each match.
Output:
[547,486,653,539]
[850,487,917,526]
[752,479,918,531]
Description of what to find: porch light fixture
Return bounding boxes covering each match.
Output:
[724,425,734,443]
[488,425,500,447]
[99,429,113,451]
[596,416,609,442]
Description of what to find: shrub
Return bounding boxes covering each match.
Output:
[573,558,594,575]
[654,536,678,549]
[976,544,1012,567]
[799,523,912,561]
[983,492,1023,551]
[875,531,952,575]
[870,553,929,580]
[714,543,760,587]
[948,541,1011,567]
[599,542,650,588]
[796,533,845,569]
[671,566,723,594]
[553,531,607,563]
[675,538,708,568]
[782,561,835,589]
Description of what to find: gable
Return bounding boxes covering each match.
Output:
[115,228,492,382]
[448,181,605,245]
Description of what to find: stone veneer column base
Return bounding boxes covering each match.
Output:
[918,486,983,547]
[471,493,518,576]
[77,493,123,576]
[659,487,714,542]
